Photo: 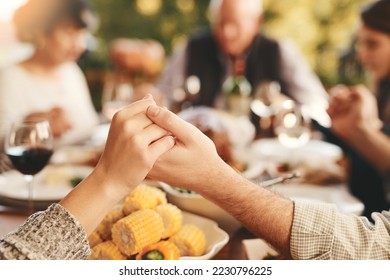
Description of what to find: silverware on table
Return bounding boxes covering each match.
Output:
[258,171,300,188]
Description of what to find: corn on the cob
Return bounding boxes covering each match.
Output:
[89,240,127,260]
[122,184,167,215]
[155,203,183,238]
[169,224,206,257]
[88,231,103,248]
[95,204,125,241]
[112,209,164,256]
[136,241,180,260]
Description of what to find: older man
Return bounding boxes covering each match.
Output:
[157,0,330,127]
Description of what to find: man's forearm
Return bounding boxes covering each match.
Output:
[195,163,294,258]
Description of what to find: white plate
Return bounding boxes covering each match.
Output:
[180,211,229,260]
[249,138,343,163]
[0,164,93,201]
[242,239,280,260]
[271,183,364,215]
[50,146,100,165]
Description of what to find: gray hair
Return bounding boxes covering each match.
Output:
[209,0,263,21]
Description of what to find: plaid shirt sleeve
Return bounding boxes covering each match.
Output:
[290,201,390,259]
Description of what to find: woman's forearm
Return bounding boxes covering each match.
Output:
[59,168,125,235]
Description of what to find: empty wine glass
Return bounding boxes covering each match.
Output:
[250,81,283,136]
[274,100,311,149]
[5,119,54,214]
[172,75,201,111]
[251,81,281,119]
[102,81,133,120]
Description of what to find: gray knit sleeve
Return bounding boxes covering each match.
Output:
[0,204,90,260]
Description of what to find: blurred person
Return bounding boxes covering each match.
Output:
[0,96,174,260]
[321,0,390,218]
[156,0,330,128]
[2,96,390,260]
[358,0,390,124]
[0,0,100,172]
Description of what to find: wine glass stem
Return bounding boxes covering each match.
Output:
[25,175,34,215]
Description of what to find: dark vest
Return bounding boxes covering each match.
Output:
[185,30,287,107]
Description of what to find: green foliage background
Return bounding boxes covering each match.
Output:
[85,0,373,108]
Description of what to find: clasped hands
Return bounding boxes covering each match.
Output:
[92,94,230,199]
[327,84,383,141]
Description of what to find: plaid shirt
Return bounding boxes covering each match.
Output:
[291,201,390,259]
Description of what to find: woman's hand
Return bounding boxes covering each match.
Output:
[24,107,72,138]
[93,96,175,197]
[60,96,174,234]
[327,85,382,141]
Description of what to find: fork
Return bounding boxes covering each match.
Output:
[257,171,300,188]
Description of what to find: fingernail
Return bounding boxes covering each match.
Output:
[167,136,176,147]
[147,105,160,117]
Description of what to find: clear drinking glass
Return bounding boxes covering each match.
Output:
[274,100,311,149]
[251,81,281,119]
[5,119,54,214]
[102,81,133,120]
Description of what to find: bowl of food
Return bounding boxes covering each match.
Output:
[159,182,242,235]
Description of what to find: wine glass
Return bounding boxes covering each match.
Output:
[274,100,311,149]
[4,119,54,214]
[251,81,281,118]
[171,75,201,111]
[251,81,282,135]
[102,81,133,120]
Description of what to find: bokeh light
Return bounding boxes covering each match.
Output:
[176,0,195,13]
[136,0,162,16]
[0,0,27,21]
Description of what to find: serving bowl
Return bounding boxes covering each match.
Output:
[159,182,242,235]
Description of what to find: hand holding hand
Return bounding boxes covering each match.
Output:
[93,96,175,197]
[327,85,382,141]
[60,96,174,234]
[146,105,234,191]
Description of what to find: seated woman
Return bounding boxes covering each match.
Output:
[319,0,390,218]
[0,0,99,172]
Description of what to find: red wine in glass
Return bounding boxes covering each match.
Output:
[4,120,54,214]
[7,147,53,175]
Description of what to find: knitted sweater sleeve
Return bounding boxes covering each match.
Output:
[0,204,90,260]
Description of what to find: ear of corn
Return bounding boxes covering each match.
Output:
[122,184,167,215]
[136,241,180,260]
[155,203,183,238]
[112,209,164,256]
[89,240,127,260]
[95,204,125,241]
[88,231,104,248]
[169,224,206,257]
